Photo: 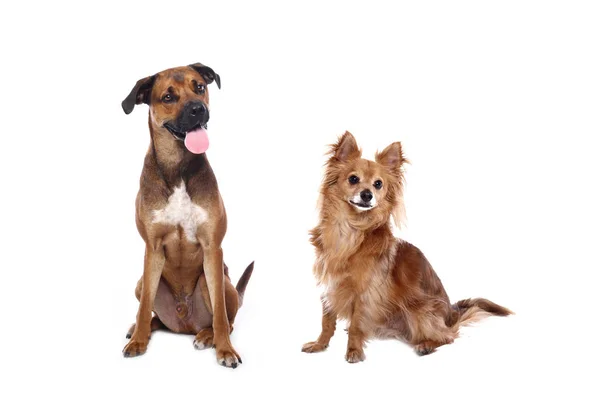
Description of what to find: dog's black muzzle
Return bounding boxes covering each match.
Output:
[164,101,210,140]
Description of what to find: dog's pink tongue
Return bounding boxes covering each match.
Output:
[184,128,209,154]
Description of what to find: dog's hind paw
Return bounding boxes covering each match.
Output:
[126,317,165,339]
[193,328,215,350]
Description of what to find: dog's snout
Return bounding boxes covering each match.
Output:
[178,101,209,131]
[360,190,373,202]
[190,103,206,117]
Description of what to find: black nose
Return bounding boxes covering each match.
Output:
[189,102,206,117]
[360,190,373,202]
[179,101,209,130]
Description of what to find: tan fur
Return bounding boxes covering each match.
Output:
[121,64,252,368]
[302,132,512,361]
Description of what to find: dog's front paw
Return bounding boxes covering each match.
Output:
[302,341,328,353]
[216,345,242,369]
[193,328,214,350]
[345,347,366,363]
[123,338,148,358]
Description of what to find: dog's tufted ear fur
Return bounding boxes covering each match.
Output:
[122,75,156,114]
[376,141,408,229]
[375,142,406,177]
[332,131,361,162]
[189,63,221,89]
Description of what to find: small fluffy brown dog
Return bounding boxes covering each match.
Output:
[302,132,511,362]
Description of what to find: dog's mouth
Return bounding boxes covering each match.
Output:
[349,200,374,210]
[163,122,210,155]
[164,123,207,141]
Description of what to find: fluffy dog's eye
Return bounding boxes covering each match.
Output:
[348,175,360,185]
[196,83,206,94]
[162,94,173,103]
[373,180,383,190]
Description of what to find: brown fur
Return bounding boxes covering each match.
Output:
[302,131,512,362]
[121,64,252,368]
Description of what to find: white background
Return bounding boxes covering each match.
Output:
[1,1,599,408]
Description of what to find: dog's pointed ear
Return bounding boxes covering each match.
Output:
[189,63,221,89]
[377,142,408,229]
[122,75,156,115]
[376,142,406,174]
[332,131,361,161]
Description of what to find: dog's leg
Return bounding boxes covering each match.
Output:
[193,275,236,350]
[194,327,215,350]
[123,244,165,357]
[407,312,456,356]
[202,244,241,368]
[126,278,166,338]
[345,303,367,363]
[302,298,337,353]
[193,324,234,350]
[224,278,240,324]
[126,316,165,339]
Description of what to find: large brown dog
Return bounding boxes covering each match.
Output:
[121,63,253,368]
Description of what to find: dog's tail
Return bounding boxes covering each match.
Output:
[451,298,513,330]
[235,261,254,307]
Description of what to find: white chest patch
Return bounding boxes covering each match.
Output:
[152,183,208,243]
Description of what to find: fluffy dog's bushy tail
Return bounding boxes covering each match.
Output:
[236,262,254,306]
[451,298,513,330]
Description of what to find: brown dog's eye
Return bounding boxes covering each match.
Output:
[196,83,206,94]
[373,180,383,190]
[162,93,174,103]
[349,175,360,185]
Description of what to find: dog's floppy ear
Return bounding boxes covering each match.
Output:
[189,63,221,89]
[122,75,156,115]
[332,131,361,161]
[375,142,406,176]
